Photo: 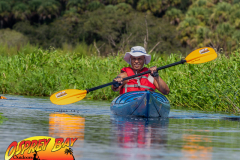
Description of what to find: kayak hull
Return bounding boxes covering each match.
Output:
[110,91,170,118]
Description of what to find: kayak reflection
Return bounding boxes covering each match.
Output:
[111,115,169,159]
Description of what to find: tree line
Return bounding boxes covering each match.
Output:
[0,0,239,55]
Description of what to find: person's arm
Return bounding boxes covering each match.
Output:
[149,66,170,95]
[111,72,128,92]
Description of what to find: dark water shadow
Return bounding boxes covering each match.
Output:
[168,109,240,120]
[0,98,18,101]
[222,116,240,121]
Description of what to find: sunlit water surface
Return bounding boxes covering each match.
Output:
[0,95,239,160]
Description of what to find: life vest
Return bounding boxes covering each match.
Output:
[120,67,156,94]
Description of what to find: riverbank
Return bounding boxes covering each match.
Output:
[0,47,239,114]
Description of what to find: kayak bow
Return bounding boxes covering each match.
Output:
[110,91,170,118]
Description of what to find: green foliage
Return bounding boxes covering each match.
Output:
[14,19,85,48]
[136,0,182,16]
[234,0,240,3]
[11,3,187,55]
[116,2,132,13]
[0,0,11,15]
[187,7,211,22]
[165,50,240,113]
[1,0,240,61]
[102,0,134,5]
[12,3,30,20]
[210,2,232,24]
[0,0,192,55]
[87,1,104,12]
[165,8,183,25]
[216,22,234,36]
[37,0,60,19]
[28,0,42,12]
[232,30,240,44]
[0,28,30,55]
[63,7,81,22]
[177,0,240,53]
[0,113,7,124]
[67,0,86,13]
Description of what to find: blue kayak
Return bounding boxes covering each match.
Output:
[110,91,170,118]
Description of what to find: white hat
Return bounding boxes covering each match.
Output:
[124,46,151,64]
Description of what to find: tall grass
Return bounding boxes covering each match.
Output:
[151,51,240,114]
[0,45,239,113]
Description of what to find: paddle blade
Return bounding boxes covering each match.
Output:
[185,47,217,64]
[50,89,87,105]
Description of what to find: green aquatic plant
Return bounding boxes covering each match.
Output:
[0,113,7,124]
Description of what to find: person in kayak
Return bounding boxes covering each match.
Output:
[111,46,170,95]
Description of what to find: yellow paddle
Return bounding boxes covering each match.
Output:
[50,47,217,105]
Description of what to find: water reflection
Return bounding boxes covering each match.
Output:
[49,113,85,159]
[49,113,85,139]
[181,134,212,160]
[111,116,169,159]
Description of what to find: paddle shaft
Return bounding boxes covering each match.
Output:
[86,59,186,93]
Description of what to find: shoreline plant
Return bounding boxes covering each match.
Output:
[0,113,7,124]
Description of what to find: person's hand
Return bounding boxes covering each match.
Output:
[149,66,159,77]
[113,76,123,88]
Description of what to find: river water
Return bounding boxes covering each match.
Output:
[0,95,239,160]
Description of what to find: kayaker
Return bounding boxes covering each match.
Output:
[112,46,170,95]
